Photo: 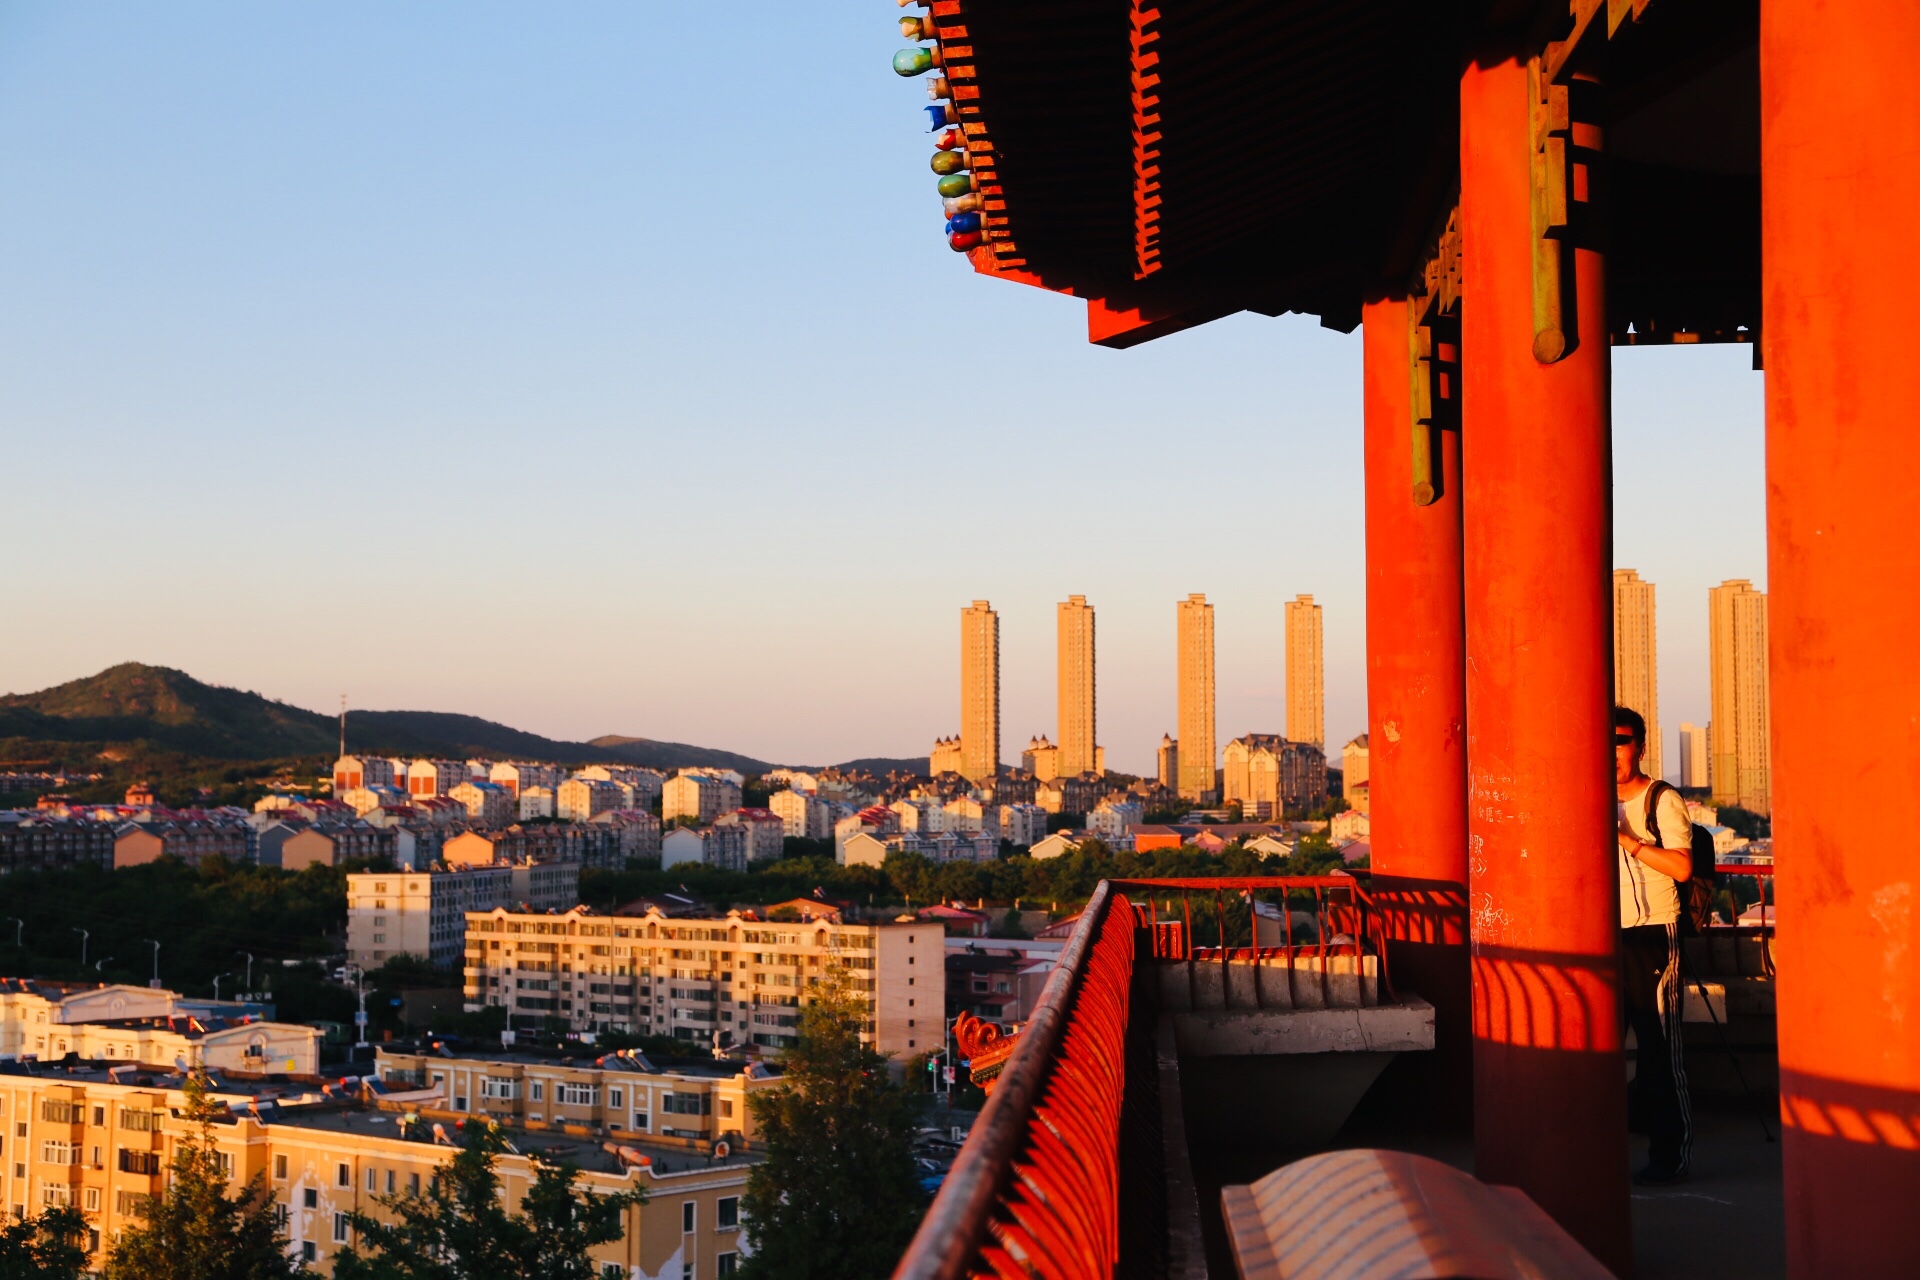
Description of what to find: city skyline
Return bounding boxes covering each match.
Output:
[0,6,1767,776]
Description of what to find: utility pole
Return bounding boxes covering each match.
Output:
[72,928,87,968]
[345,963,369,1051]
[212,973,232,1001]
[236,952,255,995]
[141,939,161,988]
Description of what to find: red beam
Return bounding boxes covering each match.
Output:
[1459,53,1629,1273]
[1762,1,1920,1272]
[1362,295,1472,1117]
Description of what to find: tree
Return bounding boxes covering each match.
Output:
[0,1204,87,1280]
[105,1073,307,1280]
[740,971,927,1280]
[332,1120,644,1280]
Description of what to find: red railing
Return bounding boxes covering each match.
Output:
[1714,862,1775,934]
[890,875,1392,1280]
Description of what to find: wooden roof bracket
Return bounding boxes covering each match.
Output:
[1409,205,1462,506]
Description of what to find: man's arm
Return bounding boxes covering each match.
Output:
[1622,788,1694,881]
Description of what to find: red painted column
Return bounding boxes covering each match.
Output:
[1362,296,1471,1117]
[1763,3,1920,1274]
[1459,55,1630,1273]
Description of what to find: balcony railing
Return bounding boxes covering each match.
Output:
[893,874,1388,1280]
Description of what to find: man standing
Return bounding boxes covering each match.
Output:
[1614,705,1695,1184]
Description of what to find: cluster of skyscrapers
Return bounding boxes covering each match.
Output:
[1612,571,1771,812]
[934,592,1328,806]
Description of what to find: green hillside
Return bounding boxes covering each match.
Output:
[0,663,774,780]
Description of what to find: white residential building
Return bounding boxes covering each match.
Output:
[449,780,516,827]
[489,762,562,798]
[770,789,830,840]
[765,770,820,794]
[462,904,945,1057]
[558,778,623,823]
[942,796,996,838]
[833,806,896,858]
[1329,809,1372,844]
[339,785,407,817]
[663,772,743,824]
[714,809,785,863]
[347,863,580,969]
[1086,798,1144,843]
[661,825,750,873]
[996,803,1049,849]
[518,786,556,820]
[405,759,468,799]
[841,832,888,868]
[332,755,396,795]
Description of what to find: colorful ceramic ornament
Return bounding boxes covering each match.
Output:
[933,128,965,151]
[931,151,967,175]
[898,16,935,39]
[926,76,952,100]
[936,173,973,198]
[893,48,935,76]
[946,211,982,234]
[925,104,958,128]
[948,230,983,251]
[942,193,984,215]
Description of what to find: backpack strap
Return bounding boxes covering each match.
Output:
[1641,779,1675,849]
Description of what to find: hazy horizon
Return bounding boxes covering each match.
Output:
[0,4,1766,777]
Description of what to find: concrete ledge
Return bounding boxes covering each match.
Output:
[1170,996,1435,1058]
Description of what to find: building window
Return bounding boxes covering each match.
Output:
[530,1083,544,1103]
[337,1163,350,1187]
[454,1096,468,1112]
[717,1197,739,1230]
[608,1087,623,1109]
[303,1188,318,1209]
[367,1167,378,1192]
[386,1169,396,1194]
[681,1202,696,1234]
[409,1173,420,1195]
[83,1188,99,1212]
[301,1242,317,1263]
[116,1149,161,1175]
[717,1253,738,1276]
[90,1107,104,1127]
[334,1212,350,1243]
[274,1154,288,1180]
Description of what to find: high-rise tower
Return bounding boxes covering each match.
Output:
[960,600,1001,783]
[1612,569,1661,779]
[1285,594,1325,748]
[1057,595,1098,777]
[1709,580,1770,813]
[1176,594,1217,801]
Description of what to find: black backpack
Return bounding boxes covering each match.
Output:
[1642,779,1718,934]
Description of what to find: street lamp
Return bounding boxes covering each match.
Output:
[342,963,370,1051]
[211,973,234,1001]
[235,952,255,995]
[94,957,113,972]
[140,939,161,988]
[72,928,88,968]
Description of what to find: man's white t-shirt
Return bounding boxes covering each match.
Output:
[1618,780,1690,929]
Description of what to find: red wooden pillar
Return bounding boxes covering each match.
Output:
[1763,2,1920,1274]
[1458,54,1630,1273]
[1361,296,1471,1117]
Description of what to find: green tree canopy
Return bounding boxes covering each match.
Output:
[0,1204,88,1280]
[105,1073,307,1280]
[740,972,926,1280]
[333,1120,643,1280]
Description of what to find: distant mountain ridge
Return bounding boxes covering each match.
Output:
[0,663,777,773]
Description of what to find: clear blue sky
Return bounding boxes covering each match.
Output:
[0,3,1766,774]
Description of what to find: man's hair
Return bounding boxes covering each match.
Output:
[1613,705,1647,748]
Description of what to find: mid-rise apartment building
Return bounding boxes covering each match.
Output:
[346,864,580,969]
[447,780,515,827]
[404,760,469,799]
[518,786,555,819]
[1221,734,1328,817]
[488,761,562,798]
[661,825,749,873]
[769,788,830,840]
[0,813,114,874]
[331,755,396,795]
[0,1062,754,1278]
[662,772,743,824]
[557,777,623,823]
[112,819,250,868]
[712,809,783,863]
[463,905,945,1059]
[995,803,1047,848]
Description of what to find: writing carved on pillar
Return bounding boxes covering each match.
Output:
[1408,205,1462,506]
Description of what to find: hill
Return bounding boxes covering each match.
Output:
[0,663,772,774]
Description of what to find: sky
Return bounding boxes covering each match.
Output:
[0,4,1767,776]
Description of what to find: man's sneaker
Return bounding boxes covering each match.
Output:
[1633,1162,1690,1187]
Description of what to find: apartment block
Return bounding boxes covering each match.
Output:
[1284,593,1326,749]
[1021,736,1061,782]
[405,760,469,800]
[769,789,830,840]
[589,809,664,862]
[929,736,966,777]
[1222,735,1328,817]
[463,904,946,1059]
[0,813,114,874]
[712,809,784,863]
[661,825,749,873]
[346,864,580,969]
[331,756,396,795]
[488,761,561,798]
[1057,595,1099,777]
[576,766,666,809]
[112,819,250,869]
[1176,595,1217,802]
[558,777,623,823]
[1613,568,1663,779]
[1086,798,1144,843]
[1678,722,1709,789]
[518,786,555,820]
[1709,579,1771,814]
[447,780,514,827]
[1341,734,1371,814]
[995,803,1048,848]
[0,1063,755,1277]
[662,772,743,825]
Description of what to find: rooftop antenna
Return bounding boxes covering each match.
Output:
[339,695,347,759]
